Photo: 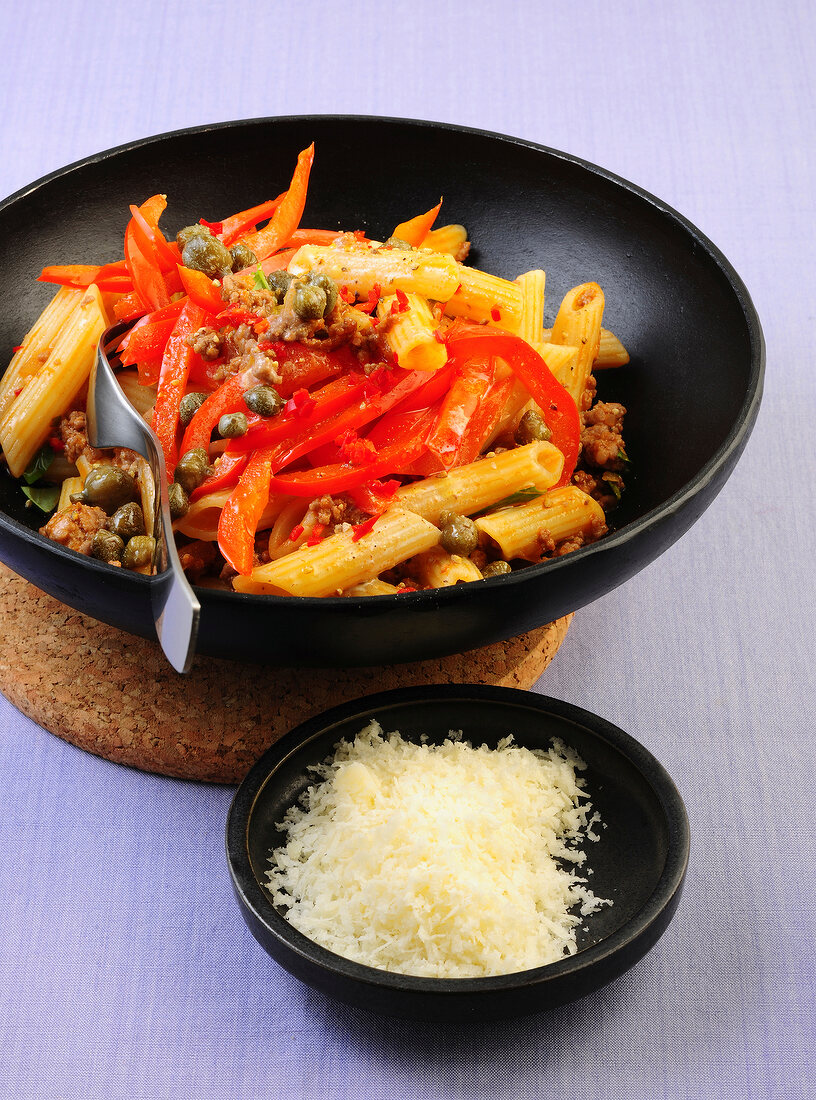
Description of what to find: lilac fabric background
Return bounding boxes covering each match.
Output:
[1,1,814,1097]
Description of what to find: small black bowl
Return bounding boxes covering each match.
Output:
[0,116,763,666]
[226,685,689,1021]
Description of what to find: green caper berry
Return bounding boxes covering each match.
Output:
[176,224,212,250]
[515,409,552,445]
[243,385,284,417]
[439,513,479,557]
[305,272,338,316]
[122,534,156,571]
[382,236,412,250]
[217,412,248,438]
[229,242,258,272]
[265,269,294,302]
[179,391,208,427]
[181,234,233,279]
[481,560,512,579]
[70,465,138,514]
[292,282,327,320]
[110,501,145,541]
[167,481,189,520]
[173,447,209,494]
[90,529,124,563]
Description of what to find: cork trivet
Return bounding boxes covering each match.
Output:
[0,562,571,784]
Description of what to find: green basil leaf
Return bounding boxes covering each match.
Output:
[23,444,55,485]
[22,484,60,512]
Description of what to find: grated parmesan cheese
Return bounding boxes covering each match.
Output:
[267,721,611,978]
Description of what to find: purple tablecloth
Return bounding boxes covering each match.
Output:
[1,2,813,1097]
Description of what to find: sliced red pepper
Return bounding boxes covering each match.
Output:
[455,373,516,465]
[244,144,315,262]
[180,373,249,455]
[346,478,400,516]
[285,228,346,248]
[270,342,354,396]
[306,523,326,546]
[425,355,496,468]
[119,317,179,368]
[38,262,133,292]
[113,292,149,322]
[125,210,170,312]
[178,265,225,314]
[199,218,224,235]
[190,450,248,501]
[391,200,442,247]
[220,194,284,248]
[152,301,210,472]
[355,283,381,315]
[445,326,580,483]
[128,202,179,272]
[215,305,265,328]
[217,446,275,575]
[258,248,298,275]
[267,434,427,498]
[351,514,380,541]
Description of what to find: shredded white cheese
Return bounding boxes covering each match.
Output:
[267,721,610,978]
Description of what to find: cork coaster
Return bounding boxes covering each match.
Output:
[0,562,572,784]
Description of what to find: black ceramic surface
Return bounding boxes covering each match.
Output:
[0,117,764,665]
[226,685,689,1022]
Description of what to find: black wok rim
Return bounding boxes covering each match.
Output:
[0,114,766,608]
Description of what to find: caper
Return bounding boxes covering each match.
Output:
[515,409,552,446]
[244,385,284,417]
[179,391,208,426]
[265,269,294,302]
[481,560,512,579]
[110,501,145,541]
[229,242,258,272]
[90,529,124,563]
[168,481,189,519]
[382,236,412,250]
[176,224,212,250]
[181,234,233,279]
[292,282,327,320]
[173,447,209,494]
[217,412,248,438]
[305,272,338,316]
[122,534,156,571]
[70,465,138,514]
[439,513,479,557]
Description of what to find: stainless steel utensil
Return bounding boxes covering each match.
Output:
[86,322,200,673]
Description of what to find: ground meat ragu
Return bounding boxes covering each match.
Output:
[581,401,627,470]
[40,502,108,555]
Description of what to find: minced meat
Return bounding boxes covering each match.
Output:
[40,502,107,555]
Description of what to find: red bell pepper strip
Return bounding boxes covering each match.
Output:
[152,301,210,472]
[220,195,285,248]
[38,262,133,292]
[285,228,345,248]
[455,374,516,465]
[119,317,180,368]
[258,248,298,276]
[125,219,170,312]
[345,478,401,516]
[243,144,315,262]
[218,446,276,575]
[190,450,248,501]
[266,435,427,498]
[113,292,149,322]
[392,200,442,247]
[128,202,179,272]
[273,342,357,397]
[444,327,580,483]
[180,372,249,456]
[425,355,496,468]
[177,265,225,314]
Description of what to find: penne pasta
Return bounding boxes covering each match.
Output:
[443,265,523,331]
[548,283,605,407]
[233,508,440,597]
[476,486,606,561]
[515,270,546,344]
[57,475,83,513]
[0,285,109,477]
[174,489,285,542]
[342,579,400,597]
[422,224,469,257]
[394,441,564,524]
[541,327,629,369]
[377,292,447,372]
[288,243,460,301]
[411,545,483,587]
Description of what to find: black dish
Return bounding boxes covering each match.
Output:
[226,685,689,1022]
[0,116,764,665]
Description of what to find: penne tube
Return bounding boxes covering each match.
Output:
[595,328,630,369]
[377,292,447,372]
[548,283,605,408]
[0,285,109,477]
[57,475,84,513]
[393,441,564,524]
[117,370,158,416]
[411,545,483,588]
[422,224,469,257]
[342,579,400,597]
[233,508,440,597]
[288,244,460,301]
[0,286,83,422]
[174,489,285,542]
[476,486,606,561]
[267,497,310,558]
[530,341,580,392]
[444,266,523,331]
[515,270,546,344]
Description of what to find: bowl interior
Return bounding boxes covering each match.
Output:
[234,687,687,978]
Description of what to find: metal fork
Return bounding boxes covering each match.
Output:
[86,322,200,673]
